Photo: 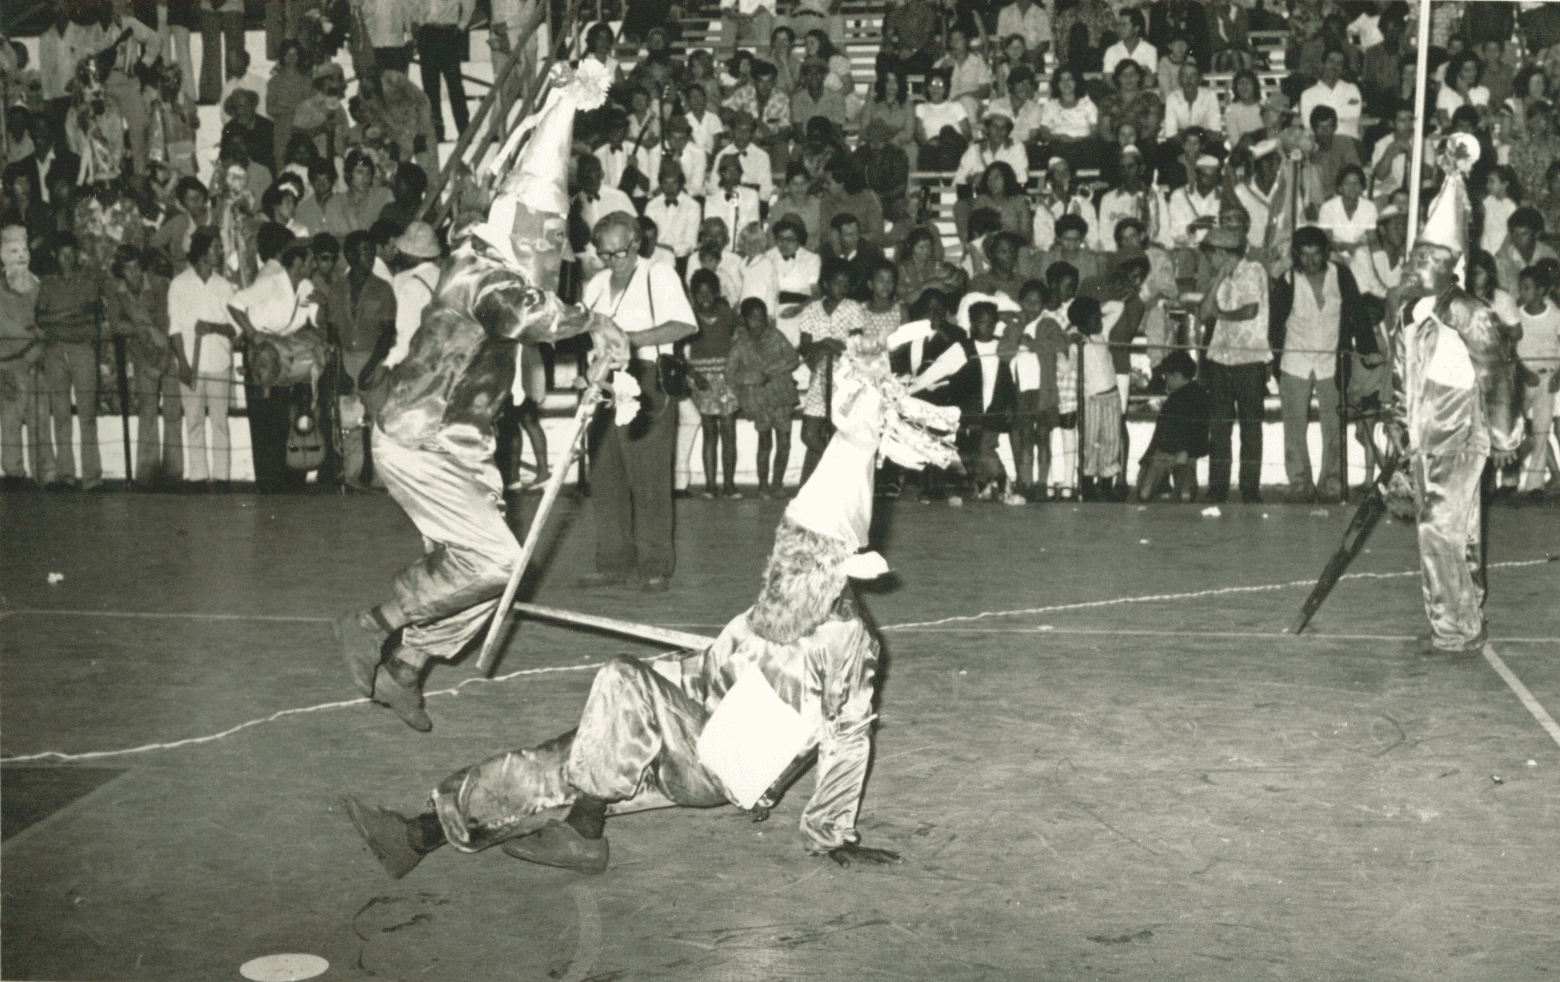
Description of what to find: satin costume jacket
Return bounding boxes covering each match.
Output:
[428,585,880,857]
[377,250,608,466]
[1390,286,1523,461]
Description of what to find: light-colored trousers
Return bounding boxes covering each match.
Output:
[0,360,50,478]
[1279,369,1341,494]
[1518,369,1555,491]
[44,342,101,483]
[182,371,231,481]
[1413,451,1487,652]
[137,366,184,480]
[373,429,521,669]
[674,397,701,490]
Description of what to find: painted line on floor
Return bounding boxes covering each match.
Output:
[879,557,1556,631]
[0,662,603,764]
[1482,644,1560,750]
[880,626,1560,643]
[3,608,336,624]
[558,884,603,982]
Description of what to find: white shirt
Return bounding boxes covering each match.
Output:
[360,0,414,47]
[767,247,821,343]
[996,1,1052,50]
[953,140,1030,188]
[1517,300,1560,369]
[639,142,709,201]
[1162,185,1221,249]
[1369,133,1409,199]
[1480,196,1516,256]
[1316,195,1377,249]
[1300,79,1364,139]
[1161,87,1223,140]
[1033,192,1100,252]
[583,258,697,357]
[686,110,725,155]
[1097,186,1163,252]
[985,95,1045,145]
[685,249,745,302]
[230,260,315,337]
[583,187,637,228]
[703,186,762,245]
[1282,263,1341,379]
[708,144,773,201]
[1102,39,1157,78]
[1351,246,1402,299]
[644,193,702,258]
[595,143,632,192]
[386,260,440,367]
[169,266,236,376]
[1233,182,1271,251]
[1436,85,1490,120]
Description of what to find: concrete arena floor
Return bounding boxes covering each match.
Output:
[1,490,1557,982]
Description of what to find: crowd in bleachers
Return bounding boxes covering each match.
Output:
[0,0,1557,503]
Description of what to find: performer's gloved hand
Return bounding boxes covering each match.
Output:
[586,315,631,380]
[827,842,902,867]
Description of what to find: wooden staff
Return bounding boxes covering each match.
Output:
[507,601,714,650]
[476,368,607,674]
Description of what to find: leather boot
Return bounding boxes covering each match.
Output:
[335,610,388,697]
[373,659,432,732]
[500,823,610,874]
[343,797,437,879]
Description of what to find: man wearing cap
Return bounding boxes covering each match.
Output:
[1351,196,1409,302]
[952,111,1028,191]
[342,351,951,878]
[1383,135,1523,656]
[986,66,1046,149]
[1097,145,1162,251]
[381,221,444,370]
[1033,157,1100,253]
[1197,225,1270,503]
[334,83,631,731]
[1164,153,1223,257]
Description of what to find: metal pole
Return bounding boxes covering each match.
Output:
[1405,0,1433,247]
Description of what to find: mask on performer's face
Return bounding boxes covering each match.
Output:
[1404,242,1455,297]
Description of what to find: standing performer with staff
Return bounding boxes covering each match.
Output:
[1383,133,1523,656]
[334,70,629,731]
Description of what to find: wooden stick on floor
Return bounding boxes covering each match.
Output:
[475,378,605,675]
[508,601,714,650]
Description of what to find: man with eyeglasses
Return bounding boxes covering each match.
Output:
[579,212,699,593]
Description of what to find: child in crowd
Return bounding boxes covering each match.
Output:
[1045,261,1081,499]
[1159,36,1192,100]
[1070,294,1122,501]
[1133,349,1210,501]
[1480,166,1519,258]
[1004,277,1068,500]
[687,270,742,498]
[1516,265,1560,493]
[726,296,800,498]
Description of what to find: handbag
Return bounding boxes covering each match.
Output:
[657,351,692,398]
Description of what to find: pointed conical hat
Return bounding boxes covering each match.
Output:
[1416,132,1481,257]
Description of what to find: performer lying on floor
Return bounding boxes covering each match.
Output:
[344,347,960,874]
[334,74,630,731]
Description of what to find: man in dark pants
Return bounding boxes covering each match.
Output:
[1196,226,1270,503]
[229,227,317,493]
[198,0,246,106]
[412,0,472,144]
[34,233,109,490]
[580,213,697,592]
[320,231,396,491]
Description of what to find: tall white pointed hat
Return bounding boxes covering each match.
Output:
[1416,132,1481,257]
[470,61,612,289]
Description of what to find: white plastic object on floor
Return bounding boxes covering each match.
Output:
[239,954,329,981]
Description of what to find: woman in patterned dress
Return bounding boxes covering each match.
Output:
[687,269,743,498]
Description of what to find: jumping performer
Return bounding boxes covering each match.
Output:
[343,346,959,875]
[1384,133,1523,655]
[335,72,629,731]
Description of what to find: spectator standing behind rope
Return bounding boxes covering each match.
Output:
[108,245,182,488]
[321,230,396,491]
[0,225,43,489]
[1269,225,1378,505]
[35,232,108,491]
[1196,226,1269,504]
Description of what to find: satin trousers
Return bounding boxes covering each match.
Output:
[430,655,726,852]
[373,430,521,668]
[1413,451,1487,652]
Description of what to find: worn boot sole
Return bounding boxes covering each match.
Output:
[342,796,425,879]
[500,824,609,874]
[372,663,432,732]
[335,614,384,698]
